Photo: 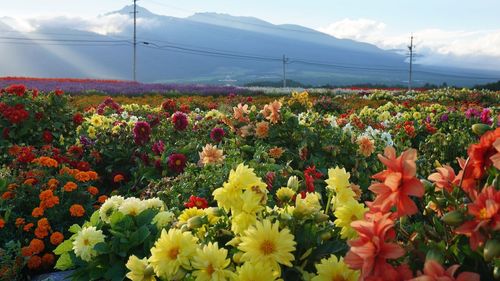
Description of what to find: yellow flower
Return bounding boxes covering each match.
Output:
[126,255,156,281]
[238,219,296,273]
[87,126,96,139]
[311,255,359,281]
[334,200,367,239]
[276,187,295,203]
[149,229,198,279]
[72,226,105,261]
[294,192,321,218]
[325,167,351,191]
[144,198,165,211]
[152,211,175,229]
[178,207,206,224]
[99,195,124,223]
[199,144,225,166]
[119,197,147,216]
[235,262,281,281]
[231,190,265,234]
[89,115,103,127]
[192,242,235,281]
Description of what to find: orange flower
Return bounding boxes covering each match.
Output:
[69,204,85,217]
[455,186,500,250]
[23,223,34,232]
[21,246,33,257]
[369,147,424,218]
[87,186,99,196]
[357,136,375,157]
[29,239,45,254]
[87,171,98,180]
[255,121,270,139]
[98,195,108,203]
[47,178,59,189]
[467,127,500,179]
[40,196,59,209]
[63,181,78,192]
[27,255,42,270]
[42,253,55,267]
[15,218,26,227]
[74,172,90,182]
[233,103,250,122]
[34,227,49,239]
[23,178,37,185]
[268,147,284,159]
[261,100,282,124]
[344,212,405,279]
[492,138,500,170]
[32,207,45,218]
[50,232,64,246]
[113,174,125,183]
[7,183,19,190]
[410,260,479,281]
[0,218,5,229]
[1,191,14,200]
[427,165,457,193]
[39,189,54,201]
[32,156,58,168]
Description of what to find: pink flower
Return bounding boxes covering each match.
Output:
[427,165,457,193]
[409,260,479,281]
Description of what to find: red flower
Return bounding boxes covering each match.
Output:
[161,98,177,113]
[2,127,9,139]
[184,196,208,209]
[210,127,225,143]
[467,127,500,179]
[42,130,53,144]
[369,147,424,218]
[455,186,500,250]
[344,212,405,280]
[304,166,322,193]
[168,153,187,173]
[133,121,151,145]
[5,84,26,96]
[172,111,188,131]
[73,113,83,125]
[54,89,64,96]
[427,165,457,193]
[409,260,479,281]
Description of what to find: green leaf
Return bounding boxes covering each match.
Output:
[54,253,74,270]
[69,224,82,234]
[94,242,110,254]
[54,239,74,255]
[135,209,157,226]
[104,263,126,281]
[130,225,151,246]
[89,210,100,226]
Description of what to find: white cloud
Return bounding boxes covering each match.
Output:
[318,18,500,70]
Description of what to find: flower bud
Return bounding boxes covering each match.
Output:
[441,211,465,226]
[187,216,205,229]
[232,252,243,264]
[314,212,329,223]
[472,123,491,136]
[287,176,300,191]
[484,239,500,262]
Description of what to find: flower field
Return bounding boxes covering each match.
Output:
[0,84,499,281]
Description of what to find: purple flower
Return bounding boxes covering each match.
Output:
[480,108,493,125]
[152,140,165,155]
[79,136,94,147]
[440,114,449,122]
[210,127,225,143]
[133,121,151,145]
[168,153,187,173]
[465,108,480,119]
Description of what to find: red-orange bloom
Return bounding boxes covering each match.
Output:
[369,147,424,218]
[344,212,405,280]
[29,239,45,254]
[1,191,14,200]
[63,181,78,192]
[41,253,55,267]
[491,138,500,170]
[455,186,500,250]
[27,255,42,270]
[32,207,44,218]
[0,218,5,229]
[427,165,457,193]
[87,186,99,196]
[50,232,64,245]
[69,204,85,217]
[261,100,282,124]
[23,223,34,232]
[15,218,25,227]
[409,260,479,281]
[467,127,500,179]
[98,195,108,203]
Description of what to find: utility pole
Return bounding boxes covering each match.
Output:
[282,54,289,88]
[408,35,414,92]
[132,0,138,81]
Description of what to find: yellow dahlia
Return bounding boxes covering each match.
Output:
[235,262,281,281]
[99,195,124,223]
[192,242,235,281]
[149,229,198,279]
[126,255,156,281]
[333,200,367,239]
[311,255,359,281]
[276,187,295,203]
[72,226,105,261]
[325,167,351,191]
[238,219,296,273]
[118,197,147,216]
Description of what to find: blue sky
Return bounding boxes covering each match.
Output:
[2,0,500,69]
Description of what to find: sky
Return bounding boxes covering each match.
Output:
[2,0,500,69]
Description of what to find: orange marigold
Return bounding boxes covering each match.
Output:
[47,178,59,189]
[39,190,54,201]
[15,218,26,227]
[74,172,90,182]
[268,147,284,159]
[7,183,19,190]
[113,174,125,183]
[69,204,85,217]
[0,218,5,229]
[1,191,14,200]
[50,232,64,246]
[23,178,37,185]
[34,227,49,239]
[63,181,78,192]
[23,223,34,232]
[27,255,42,270]
[87,186,99,196]
[21,246,33,257]
[32,156,58,168]
[98,195,108,203]
[87,171,98,180]
[29,239,45,254]
[41,253,55,267]
[40,196,59,209]
[32,207,44,218]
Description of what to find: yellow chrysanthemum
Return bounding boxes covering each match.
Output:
[333,200,367,239]
[276,187,295,203]
[311,255,359,281]
[149,229,198,279]
[89,115,103,127]
[152,211,175,229]
[238,219,296,273]
[235,262,281,281]
[330,187,356,211]
[119,197,147,216]
[87,126,96,139]
[325,167,351,191]
[294,192,321,218]
[192,242,235,281]
[178,207,206,224]
[99,195,124,223]
[231,190,266,234]
[143,198,166,211]
[227,164,267,193]
[126,255,156,281]
[72,226,105,261]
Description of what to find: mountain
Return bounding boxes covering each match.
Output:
[0,5,498,86]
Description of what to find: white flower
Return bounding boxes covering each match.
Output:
[130,116,139,122]
[121,111,129,119]
[99,195,125,223]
